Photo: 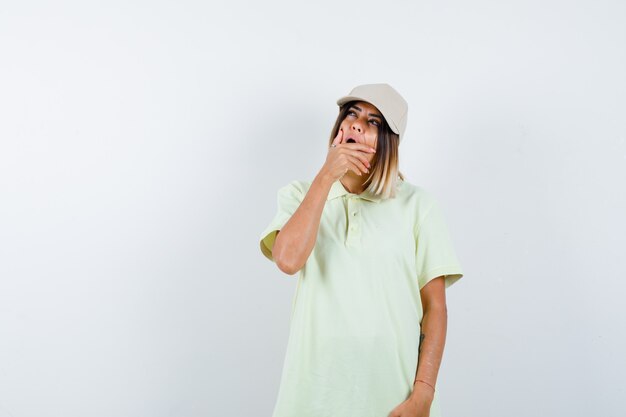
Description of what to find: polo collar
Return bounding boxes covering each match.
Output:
[326,179,383,203]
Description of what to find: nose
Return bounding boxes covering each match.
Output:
[351,119,364,134]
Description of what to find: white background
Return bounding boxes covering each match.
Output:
[1,1,625,416]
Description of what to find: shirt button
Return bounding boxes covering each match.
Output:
[352,212,357,216]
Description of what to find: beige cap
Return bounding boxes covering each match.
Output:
[336,83,408,142]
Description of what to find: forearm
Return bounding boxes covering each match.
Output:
[273,169,334,274]
[410,305,448,402]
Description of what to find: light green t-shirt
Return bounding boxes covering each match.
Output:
[259,177,464,417]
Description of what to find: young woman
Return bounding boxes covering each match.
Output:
[259,83,464,417]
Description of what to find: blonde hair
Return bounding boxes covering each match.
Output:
[328,100,405,200]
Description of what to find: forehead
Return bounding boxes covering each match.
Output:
[352,101,381,113]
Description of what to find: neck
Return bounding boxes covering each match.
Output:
[340,173,368,194]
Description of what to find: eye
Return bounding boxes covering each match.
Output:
[346,111,379,127]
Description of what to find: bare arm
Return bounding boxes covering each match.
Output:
[410,275,447,405]
[272,128,374,275]
[272,170,334,275]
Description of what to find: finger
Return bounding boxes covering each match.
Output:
[346,154,369,175]
[349,161,363,176]
[341,157,363,176]
[344,149,372,170]
[331,128,344,146]
[344,142,376,153]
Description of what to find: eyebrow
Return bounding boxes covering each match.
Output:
[350,105,382,120]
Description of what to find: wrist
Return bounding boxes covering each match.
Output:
[410,380,435,403]
[315,168,336,187]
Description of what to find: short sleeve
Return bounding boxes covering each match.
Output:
[259,180,306,262]
[415,197,464,290]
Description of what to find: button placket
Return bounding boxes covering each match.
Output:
[345,196,361,246]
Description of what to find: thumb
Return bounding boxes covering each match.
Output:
[332,128,344,146]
